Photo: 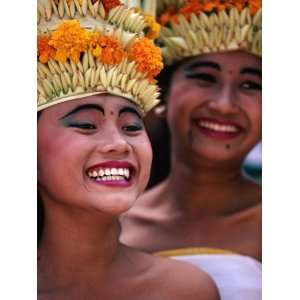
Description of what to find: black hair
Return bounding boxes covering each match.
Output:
[156,61,182,103]
[145,61,182,189]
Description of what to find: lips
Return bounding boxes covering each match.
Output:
[86,161,136,187]
[195,117,243,140]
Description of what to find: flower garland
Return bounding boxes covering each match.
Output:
[90,33,125,65]
[37,20,163,81]
[132,7,161,40]
[144,15,161,40]
[48,20,91,63]
[158,0,261,25]
[37,36,56,64]
[128,38,163,81]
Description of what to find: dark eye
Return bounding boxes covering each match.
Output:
[69,122,96,130]
[122,124,143,132]
[241,81,262,91]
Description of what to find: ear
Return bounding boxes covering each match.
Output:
[154,104,167,118]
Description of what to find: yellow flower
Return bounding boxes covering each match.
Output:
[49,20,92,63]
[144,15,161,40]
[129,38,163,81]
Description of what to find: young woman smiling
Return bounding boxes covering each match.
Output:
[121,1,262,299]
[37,1,219,299]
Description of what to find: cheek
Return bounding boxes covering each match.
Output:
[167,84,200,133]
[245,99,262,134]
[133,136,152,178]
[37,131,85,183]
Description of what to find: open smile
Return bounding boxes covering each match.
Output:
[86,161,136,187]
[195,118,243,140]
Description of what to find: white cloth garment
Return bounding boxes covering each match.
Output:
[172,253,262,300]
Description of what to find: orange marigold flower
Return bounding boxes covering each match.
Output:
[91,34,125,65]
[248,0,261,15]
[144,15,161,40]
[158,6,177,25]
[37,36,56,63]
[129,38,163,80]
[230,0,245,11]
[49,20,92,63]
[102,0,121,11]
[179,0,204,19]
[158,0,260,24]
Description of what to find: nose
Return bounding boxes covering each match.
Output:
[97,125,130,156]
[207,86,239,115]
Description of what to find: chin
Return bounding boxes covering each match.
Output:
[90,194,137,216]
[191,146,245,165]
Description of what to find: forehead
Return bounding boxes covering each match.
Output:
[181,50,261,70]
[42,94,139,117]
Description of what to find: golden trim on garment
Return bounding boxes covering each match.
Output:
[155,247,236,257]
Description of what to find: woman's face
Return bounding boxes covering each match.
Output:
[167,50,262,164]
[38,95,152,216]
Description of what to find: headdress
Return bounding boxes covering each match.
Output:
[156,0,262,65]
[37,0,163,114]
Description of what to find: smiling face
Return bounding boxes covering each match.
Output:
[37,95,152,216]
[166,50,262,165]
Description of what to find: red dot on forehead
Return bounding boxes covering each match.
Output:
[109,110,114,115]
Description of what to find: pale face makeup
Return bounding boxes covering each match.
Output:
[37,95,152,216]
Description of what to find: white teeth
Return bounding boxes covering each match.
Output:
[124,169,129,179]
[87,167,131,180]
[199,121,238,133]
[118,168,124,176]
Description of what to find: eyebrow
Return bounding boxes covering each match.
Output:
[185,61,221,71]
[119,106,142,120]
[240,67,262,78]
[60,104,105,119]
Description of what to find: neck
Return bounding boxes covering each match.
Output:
[166,155,247,217]
[38,201,121,290]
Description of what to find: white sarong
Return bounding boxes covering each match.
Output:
[157,248,261,300]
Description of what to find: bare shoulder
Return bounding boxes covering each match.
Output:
[121,247,219,300]
[150,255,220,300]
